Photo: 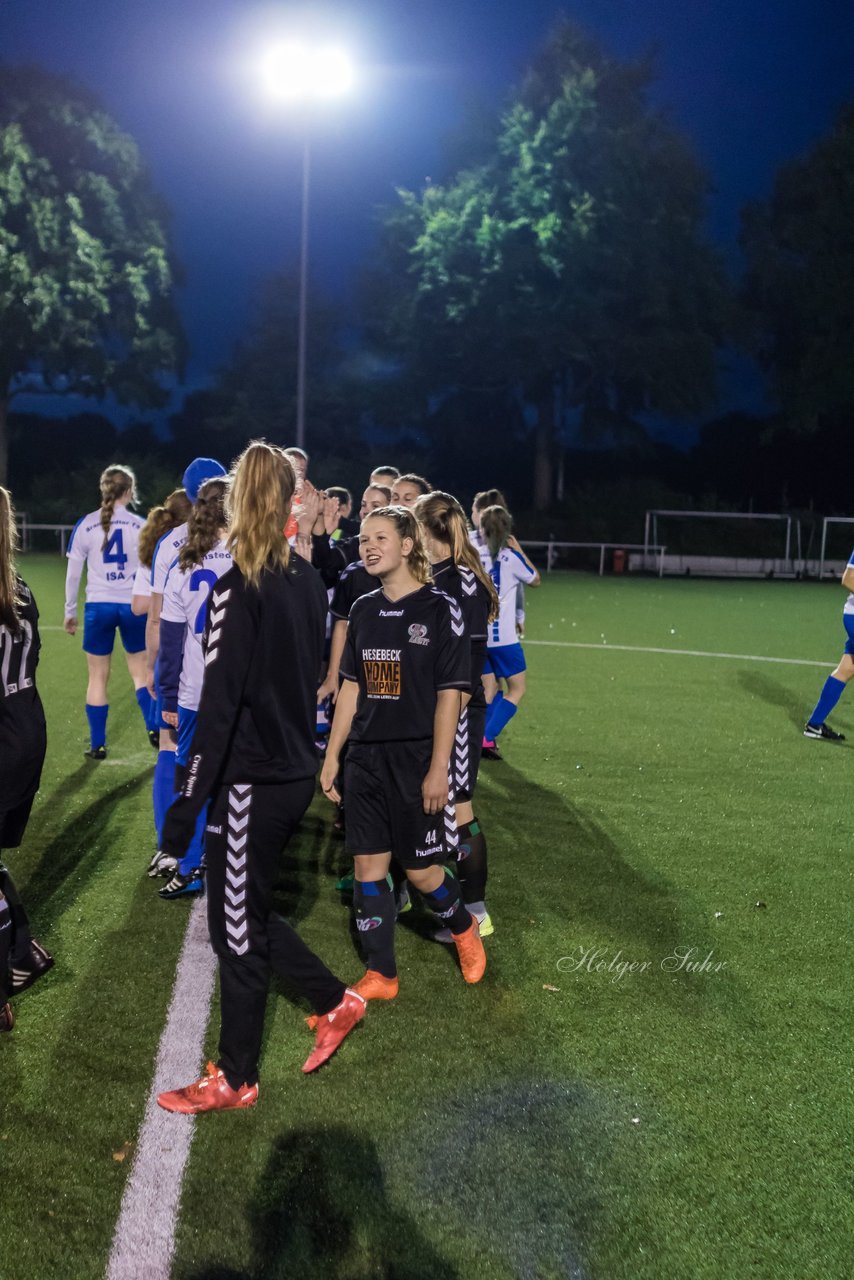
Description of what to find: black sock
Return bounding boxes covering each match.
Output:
[422,868,472,936]
[456,818,488,905]
[353,876,397,978]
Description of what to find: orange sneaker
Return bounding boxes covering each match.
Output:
[302,989,366,1073]
[452,917,487,984]
[304,970,397,1030]
[157,1061,258,1114]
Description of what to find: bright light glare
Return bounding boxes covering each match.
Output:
[261,42,354,102]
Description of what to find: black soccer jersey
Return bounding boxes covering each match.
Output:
[0,578,47,807]
[330,560,374,621]
[430,558,491,693]
[161,554,328,857]
[340,584,470,742]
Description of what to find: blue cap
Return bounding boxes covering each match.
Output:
[182,457,226,503]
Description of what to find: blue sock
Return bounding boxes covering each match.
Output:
[153,750,178,846]
[809,676,846,727]
[486,697,518,741]
[135,686,154,731]
[85,703,108,750]
[178,804,208,877]
[484,692,504,741]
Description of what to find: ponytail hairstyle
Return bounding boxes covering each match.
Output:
[0,486,23,634]
[415,491,499,621]
[472,487,507,525]
[179,477,228,572]
[226,440,295,587]
[363,504,432,585]
[480,504,514,562]
[138,489,193,569]
[99,465,137,549]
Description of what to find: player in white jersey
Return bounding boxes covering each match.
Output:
[64,465,149,759]
[478,504,540,756]
[144,459,225,879]
[158,479,232,898]
[803,548,854,741]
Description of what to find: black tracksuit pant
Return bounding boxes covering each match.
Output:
[205,778,346,1088]
[0,864,34,1006]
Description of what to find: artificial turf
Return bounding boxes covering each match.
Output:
[1,557,851,1279]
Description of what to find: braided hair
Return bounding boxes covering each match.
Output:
[99,465,137,550]
[179,478,228,571]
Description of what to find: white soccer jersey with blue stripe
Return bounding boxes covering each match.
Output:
[161,539,233,709]
[151,522,188,594]
[64,505,145,616]
[845,548,854,615]
[485,546,538,647]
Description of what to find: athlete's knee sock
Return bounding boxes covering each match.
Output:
[85,703,108,750]
[422,866,472,936]
[484,691,504,742]
[486,696,517,741]
[456,818,488,906]
[353,876,397,978]
[135,686,155,732]
[153,750,178,846]
[178,804,208,877]
[808,676,846,726]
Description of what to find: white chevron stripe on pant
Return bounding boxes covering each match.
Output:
[454,708,469,791]
[225,784,251,956]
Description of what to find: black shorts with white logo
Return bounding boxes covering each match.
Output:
[344,740,457,869]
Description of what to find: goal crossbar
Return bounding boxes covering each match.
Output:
[644,509,794,567]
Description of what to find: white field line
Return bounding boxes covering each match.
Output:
[525,639,830,668]
[106,898,217,1280]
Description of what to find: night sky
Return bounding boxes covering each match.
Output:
[3,0,854,418]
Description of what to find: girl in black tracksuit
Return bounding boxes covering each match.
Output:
[156,443,366,1114]
[0,486,53,1033]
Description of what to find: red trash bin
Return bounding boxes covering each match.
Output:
[612,548,626,574]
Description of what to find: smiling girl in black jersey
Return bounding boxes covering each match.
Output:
[320,506,487,1003]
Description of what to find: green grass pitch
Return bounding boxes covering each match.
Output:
[2,557,851,1279]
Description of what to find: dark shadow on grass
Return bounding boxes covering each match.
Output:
[18,771,151,924]
[181,1126,458,1280]
[737,670,815,733]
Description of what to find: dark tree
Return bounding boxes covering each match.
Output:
[366,21,730,509]
[741,103,854,430]
[0,66,185,482]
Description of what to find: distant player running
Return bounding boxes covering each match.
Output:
[0,487,54,1033]
[157,478,232,898]
[803,549,854,740]
[320,505,487,1006]
[64,465,150,759]
[479,505,540,757]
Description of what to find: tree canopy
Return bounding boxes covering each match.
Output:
[741,103,854,431]
[366,21,731,508]
[0,66,184,481]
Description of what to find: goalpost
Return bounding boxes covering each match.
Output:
[818,517,854,579]
[643,510,799,576]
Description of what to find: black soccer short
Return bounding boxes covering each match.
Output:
[453,694,486,804]
[344,740,457,869]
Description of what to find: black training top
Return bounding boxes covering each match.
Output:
[161,554,327,857]
[0,578,47,803]
[340,583,470,743]
[430,558,491,694]
[330,559,374,621]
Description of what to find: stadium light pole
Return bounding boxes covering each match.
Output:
[260,41,354,451]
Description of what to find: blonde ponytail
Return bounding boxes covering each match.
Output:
[415,491,499,621]
[0,486,23,633]
[226,441,294,587]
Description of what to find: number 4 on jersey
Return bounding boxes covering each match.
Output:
[103,530,127,569]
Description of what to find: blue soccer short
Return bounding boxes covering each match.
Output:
[83,602,146,656]
[483,642,527,680]
[843,614,854,656]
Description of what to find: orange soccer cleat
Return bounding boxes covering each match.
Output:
[452,917,487,984]
[157,1062,258,1114]
[304,970,397,1030]
[302,989,366,1074]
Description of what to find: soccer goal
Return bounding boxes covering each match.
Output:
[643,510,800,578]
[818,517,854,579]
